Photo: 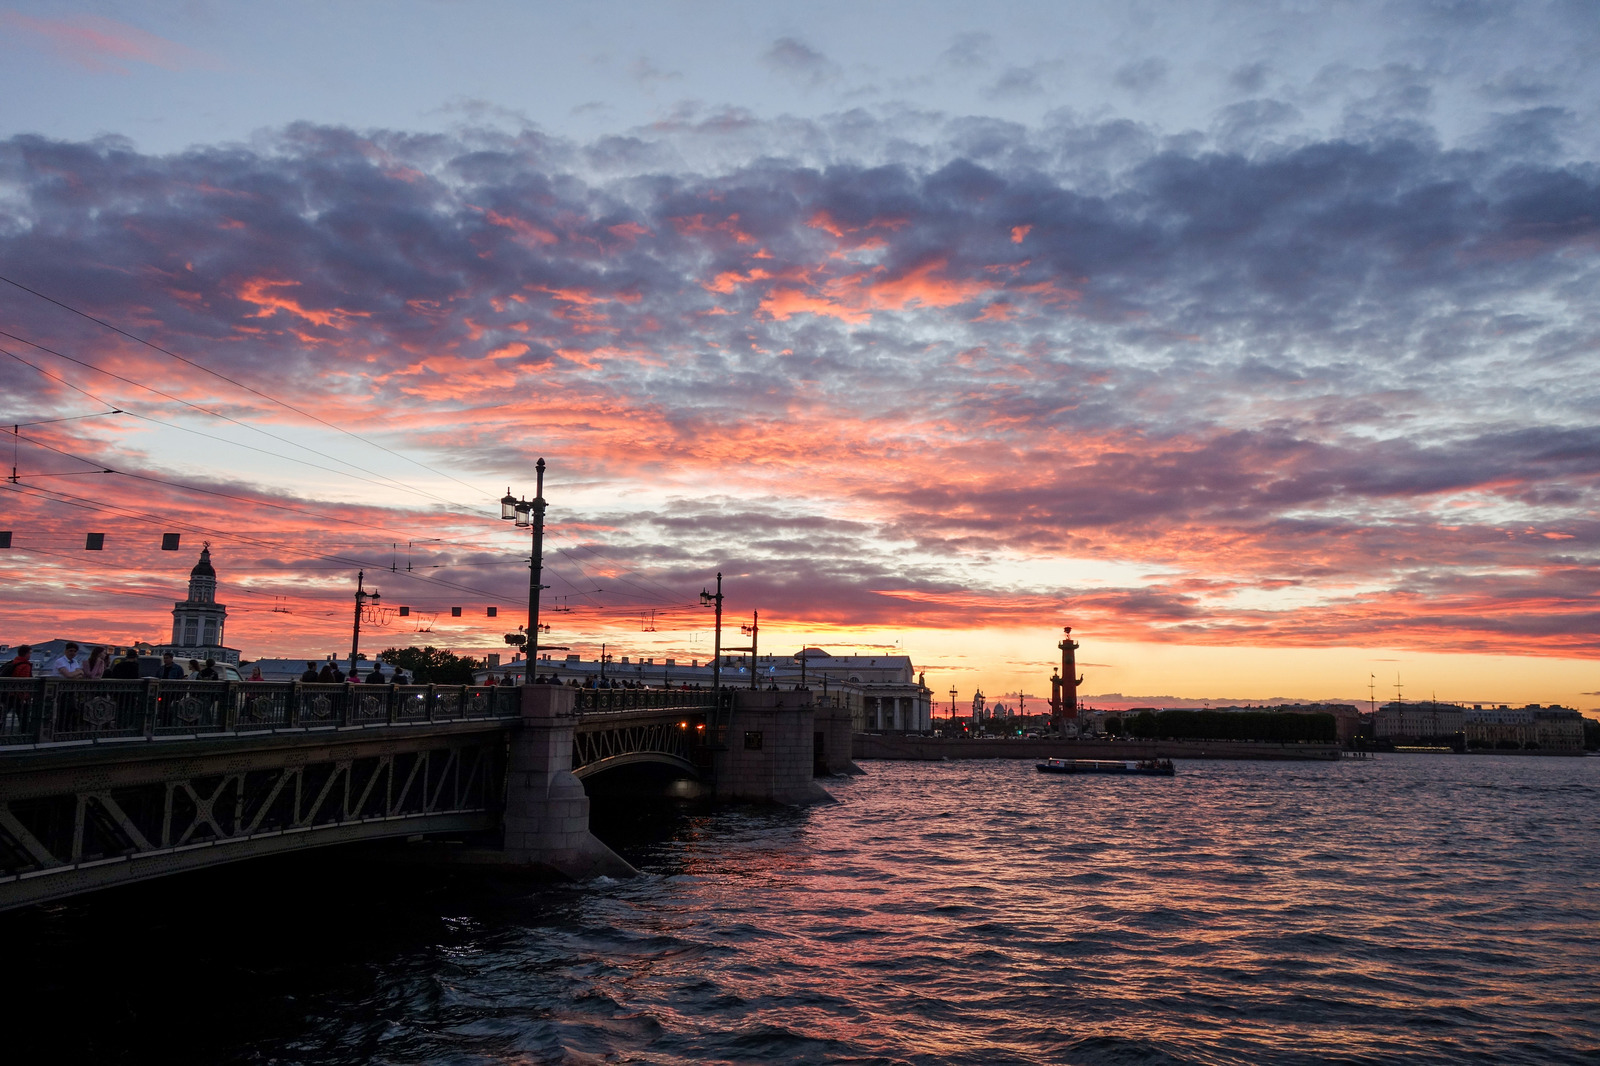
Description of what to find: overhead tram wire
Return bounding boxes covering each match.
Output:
[7,429,441,539]
[3,479,549,610]
[553,546,680,606]
[0,545,312,614]
[0,337,477,513]
[5,471,533,603]
[10,472,708,618]
[7,339,718,584]
[0,273,495,500]
[561,540,696,604]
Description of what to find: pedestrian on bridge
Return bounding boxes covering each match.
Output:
[51,644,84,679]
[1,645,31,678]
[158,652,185,680]
[1,644,33,735]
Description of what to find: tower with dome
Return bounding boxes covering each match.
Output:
[157,543,240,665]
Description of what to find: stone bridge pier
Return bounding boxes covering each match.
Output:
[713,690,840,805]
[490,685,637,880]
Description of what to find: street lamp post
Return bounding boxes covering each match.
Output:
[742,611,759,690]
[500,458,548,686]
[699,572,723,691]
[349,570,380,678]
[725,609,758,690]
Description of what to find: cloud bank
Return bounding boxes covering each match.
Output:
[1,105,1596,661]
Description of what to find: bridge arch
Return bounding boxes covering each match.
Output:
[573,751,699,781]
[570,709,706,781]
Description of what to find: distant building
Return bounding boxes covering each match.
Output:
[1374,701,1464,742]
[1462,705,1584,751]
[153,545,240,666]
[1373,700,1584,751]
[479,647,933,732]
[245,656,391,682]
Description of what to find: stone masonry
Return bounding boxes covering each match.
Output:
[713,690,837,805]
[498,684,637,878]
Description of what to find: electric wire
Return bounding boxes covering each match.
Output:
[0,272,496,500]
[3,480,688,617]
[0,334,477,512]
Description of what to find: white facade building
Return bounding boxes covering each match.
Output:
[156,545,240,666]
[477,647,934,732]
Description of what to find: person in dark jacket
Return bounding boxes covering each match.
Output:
[158,652,186,680]
[300,662,320,682]
[108,651,140,679]
[196,658,220,681]
[317,663,335,683]
[365,665,386,684]
[1,645,32,678]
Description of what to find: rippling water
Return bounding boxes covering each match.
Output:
[10,754,1600,1064]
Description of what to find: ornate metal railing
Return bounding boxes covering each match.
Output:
[571,686,728,715]
[0,679,520,749]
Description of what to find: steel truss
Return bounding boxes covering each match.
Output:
[572,712,707,777]
[0,730,505,911]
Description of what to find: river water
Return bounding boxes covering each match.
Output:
[9,754,1599,1064]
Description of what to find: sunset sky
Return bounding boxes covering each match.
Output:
[2,1,1598,710]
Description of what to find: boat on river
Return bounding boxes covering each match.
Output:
[1035,757,1175,777]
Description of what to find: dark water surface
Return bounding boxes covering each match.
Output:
[9,754,1600,1064]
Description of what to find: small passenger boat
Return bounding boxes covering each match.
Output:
[1035,758,1175,776]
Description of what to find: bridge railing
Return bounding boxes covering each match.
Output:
[0,678,521,749]
[571,687,728,715]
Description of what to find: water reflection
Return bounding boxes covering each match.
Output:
[5,755,1598,1064]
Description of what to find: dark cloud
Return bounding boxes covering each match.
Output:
[762,37,839,87]
[1,107,1597,655]
[1228,62,1270,94]
[985,66,1044,99]
[939,31,995,71]
[1114,57,1168,94]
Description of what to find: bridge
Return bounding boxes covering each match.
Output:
[0,678,850,912]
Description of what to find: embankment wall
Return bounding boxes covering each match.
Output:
[854,734,1341,762]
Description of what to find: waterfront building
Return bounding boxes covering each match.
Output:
[1462,705,1584,751]
[479,647,933,732]
[1372,700,1585,750]
[1373,701,1465,743]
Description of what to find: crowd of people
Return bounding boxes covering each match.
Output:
[295,661,411,685]
[511,673,717,690]
[0,644,230,681]
[5,650,799,693]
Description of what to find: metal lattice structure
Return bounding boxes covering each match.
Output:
[572,709,708,778]
[0,680,725,911]
[0,726,506,911]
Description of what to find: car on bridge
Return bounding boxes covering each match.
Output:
[135,656,244,682]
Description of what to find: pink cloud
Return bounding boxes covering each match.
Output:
[2,12,214,74]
